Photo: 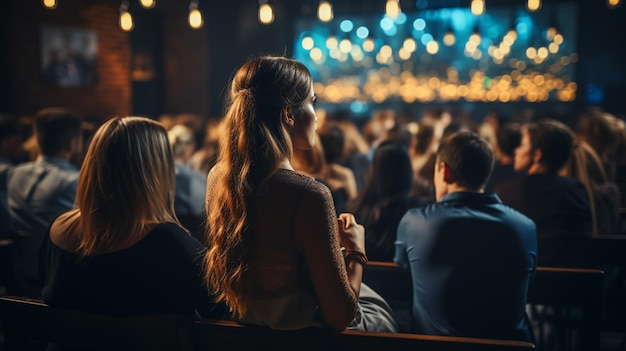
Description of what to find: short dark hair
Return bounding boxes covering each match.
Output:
[34,107,82,156]
[497,122,522,157]
[437,130,494,190]
[525,119,574,174]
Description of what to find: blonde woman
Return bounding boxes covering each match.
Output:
[204,56,397,332]
[561,140,621,235]
[39,116,226,318]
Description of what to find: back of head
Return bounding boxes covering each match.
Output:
[577,110,617,156]
[221,55,313,181]
[497,122,522,158]
[168,124,196,160]
[76,116,177,255]
[526,119,574,174]
[318,124,345,164]
[34,107,82,156]
[385,123,412,150]
[437,131,494,190]
[371,140,414,198]
[566,140,608,186]
[415,121,435,154]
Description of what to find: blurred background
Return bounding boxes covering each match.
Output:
[1,0,624,125]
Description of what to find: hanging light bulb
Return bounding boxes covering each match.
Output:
[470,0,485,15]
[385,0,400,19]
[527,0,541,12]
[119,1,134,32]
[42,0,57,9]
[318,1,333,22]
[607,0,622,8]
[258,1,274,25]
[188,0,203,29]
[139,0,155,9]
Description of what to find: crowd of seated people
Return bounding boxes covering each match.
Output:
[1,58,626,348]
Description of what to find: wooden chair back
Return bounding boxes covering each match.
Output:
[362,260,413,332]
[0,295,193,351]
[527,266,604,351]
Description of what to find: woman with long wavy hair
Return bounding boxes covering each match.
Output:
[204,55,397,332]
[39,116,226,318]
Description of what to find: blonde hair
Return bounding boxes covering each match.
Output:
[72,116,178,255]
[562,140,608,237]
[204,56,313,318]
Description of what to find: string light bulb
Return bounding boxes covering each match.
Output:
[607,0,622,8]
[318,1,333,22]
[385,0,401,19]
[42,0,57,9]
[188,0,203,29]
[258,1,274,25]
[470,0,485,15]
[119,1,134,32]
[527,0,542,12]
[139,0,155,9]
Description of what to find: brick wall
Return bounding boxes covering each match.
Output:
[162,7,211,119]
[9,0,131,121]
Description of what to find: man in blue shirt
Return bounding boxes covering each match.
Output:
[394,131,537,342]
[7,108,82,235]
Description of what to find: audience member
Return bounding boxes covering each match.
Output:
[39,116,226,318]
[496,119,592,267]
[560,140,621,235]
[577,109,626,208]
[409,121,436,203]
[189,118,224,175]
[293,131,356,215]
[485,122,524,192]
[204,55,397,332]
[318,123,358,211]
[167,124,207,217]
[348,110,394,192]
[385,122,413,150]
[7,108,82,235]
[0,115,24,239]
[346,140,423,262]
[395,131,537,342]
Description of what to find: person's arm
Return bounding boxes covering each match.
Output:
[294,182,359,331]
[394,212,411,271]
[337,213,366,298]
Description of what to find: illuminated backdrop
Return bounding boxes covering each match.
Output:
[294,4,578,116]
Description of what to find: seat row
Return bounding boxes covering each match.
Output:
[0,295,535,351]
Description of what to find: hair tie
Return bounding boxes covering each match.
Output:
[239,87,253,97]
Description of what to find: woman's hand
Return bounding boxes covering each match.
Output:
[337,213,365,254]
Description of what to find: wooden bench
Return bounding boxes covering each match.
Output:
[0,295,535,351]
[527,267,605,351]
[364,261,606,351]
[0,295,194,351]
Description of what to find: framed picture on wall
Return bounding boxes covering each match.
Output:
[40,26,98,87]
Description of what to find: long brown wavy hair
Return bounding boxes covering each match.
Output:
[71,116,179,255]
[204,56,313,318]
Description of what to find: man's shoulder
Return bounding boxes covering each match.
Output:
[401,202,445,222]
[492,201,537,229]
